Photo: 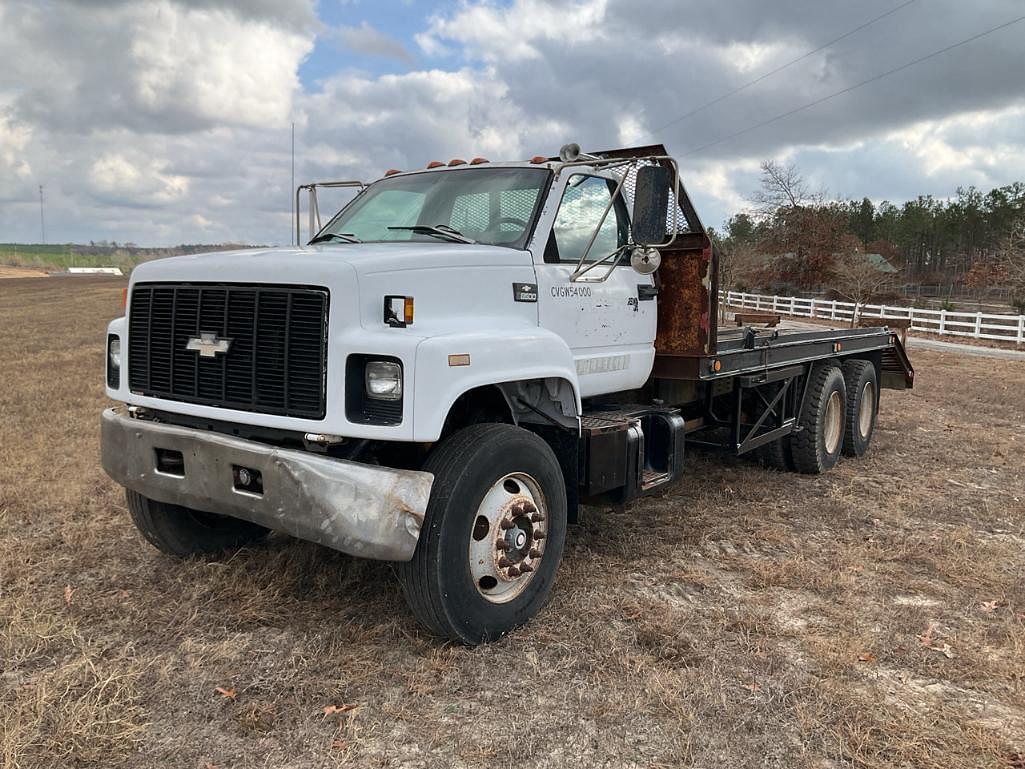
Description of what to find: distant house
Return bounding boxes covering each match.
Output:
[767,251,897,273]
[859,252,898,274]
[742,250,898,293]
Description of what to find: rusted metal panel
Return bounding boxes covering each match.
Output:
[654,240,713,356]
[651,354,703,380]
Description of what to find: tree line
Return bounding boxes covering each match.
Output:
[713,161,1025,313]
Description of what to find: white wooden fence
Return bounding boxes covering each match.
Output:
[722,290,1025,345]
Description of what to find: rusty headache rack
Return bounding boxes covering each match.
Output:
[585,144,914,391]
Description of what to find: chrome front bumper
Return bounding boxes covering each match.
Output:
[100,407,433,561]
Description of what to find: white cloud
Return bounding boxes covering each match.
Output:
[887,105,1025,178]
[1,0,313,133]
[0,109,33,195]
[1,0,1024,246]
[89,153,189,206]
[714,40,792,75]
[299,66,558,174]
[417,0,609,62]
[128,2,312,128]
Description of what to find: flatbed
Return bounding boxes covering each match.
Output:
[655,324,913,386]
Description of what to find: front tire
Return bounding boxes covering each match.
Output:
[126,490,269,557]
[791,364,846,474]
[397,424,567,645]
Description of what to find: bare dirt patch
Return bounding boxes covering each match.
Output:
[0,266,49,279]
[2,277,1024,768]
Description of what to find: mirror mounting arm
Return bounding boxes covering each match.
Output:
[566,155,682,283]
[569,171,630,280]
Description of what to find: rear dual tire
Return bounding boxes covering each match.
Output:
[756,436,793,471]
[841,360,879,458]
[791,364,847,474]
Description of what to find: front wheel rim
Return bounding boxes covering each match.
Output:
[468,472,548,604]
[823,390,843,455]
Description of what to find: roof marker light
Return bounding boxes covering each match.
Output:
[426,161,445,169]
[530,155,547,164]
[448,158,467,166]
[384,168,401,176]
[469,157,489,165]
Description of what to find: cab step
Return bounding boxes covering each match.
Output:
[580,405,685,502]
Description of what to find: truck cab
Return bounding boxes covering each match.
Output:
[102,144,912,644]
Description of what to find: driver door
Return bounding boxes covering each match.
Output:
[535,173,657,397]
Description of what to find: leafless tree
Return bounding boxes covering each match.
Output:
[746,160,847,291]
[714,233,762,293]
[833,251,899,326]
[752,160,817,216]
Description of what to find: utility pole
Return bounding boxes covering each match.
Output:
[39,185,46,244]
[290,122,295,245]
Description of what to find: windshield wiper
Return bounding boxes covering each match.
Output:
[387,224,476,244]
[309,232,361,244]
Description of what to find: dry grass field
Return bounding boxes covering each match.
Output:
[2,277,1024,769]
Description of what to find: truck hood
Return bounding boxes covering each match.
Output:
[129,242,532,285]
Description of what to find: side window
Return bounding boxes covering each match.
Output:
[552,175,626,263]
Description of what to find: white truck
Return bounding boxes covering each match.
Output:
[101,143,914,644]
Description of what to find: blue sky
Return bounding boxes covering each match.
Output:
[1,0,1024,245]
[301,1,424,82]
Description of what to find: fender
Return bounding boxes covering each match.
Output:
[412,327,580,442]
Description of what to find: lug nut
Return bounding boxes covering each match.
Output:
[529,548,542,558]
[507,566,520,577]
[533,531,545,540]
[495,539,511,551]
[519,563,533,573]
[498,557,511,568]
[530,512,545,522]
[500,519,515,530]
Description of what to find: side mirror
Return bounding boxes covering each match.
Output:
[631,165,672,246]
[630,246,661,275]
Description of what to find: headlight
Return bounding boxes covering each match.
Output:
[365,360,402,400]
[109,337,122,369]
[107,334,121,388]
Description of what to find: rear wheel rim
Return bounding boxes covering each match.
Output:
[858,381,875,439]
[468,472,547,604]
[823,390,843,455]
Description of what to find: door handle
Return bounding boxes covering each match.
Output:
[637,284,658,301]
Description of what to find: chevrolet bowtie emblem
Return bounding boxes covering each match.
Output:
[186,331,232,358]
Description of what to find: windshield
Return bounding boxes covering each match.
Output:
[316,167,550,249]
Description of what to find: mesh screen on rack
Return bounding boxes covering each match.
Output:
[610,161,693,236]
